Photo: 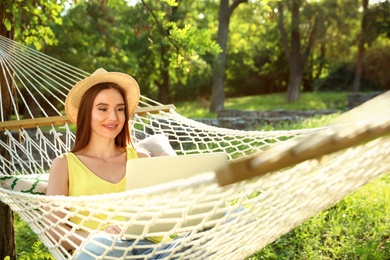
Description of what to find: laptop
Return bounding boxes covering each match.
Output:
[123,152,228,236]
[126,152,228,190]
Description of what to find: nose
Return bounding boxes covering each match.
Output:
[107,109,118,120]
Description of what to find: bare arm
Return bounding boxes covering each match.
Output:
[44,155,88,251]
[46,155,69,196]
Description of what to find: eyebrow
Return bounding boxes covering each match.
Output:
[95,103,126,107]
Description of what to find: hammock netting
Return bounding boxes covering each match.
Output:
[0,35,389,259]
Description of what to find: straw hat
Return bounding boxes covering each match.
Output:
[65,68,140,124]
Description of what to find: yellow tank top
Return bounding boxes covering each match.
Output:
[67,147,138,230]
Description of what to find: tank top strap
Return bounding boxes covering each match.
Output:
[126,146,138,160]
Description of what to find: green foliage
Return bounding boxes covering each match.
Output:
[364,1,390,42]
[8,0,65,49]
[166,22,221,66]
[136,0,221,101]
[3,18,12,31]
[362,39,390,90]
[163,0,179,7]
[14,214,53,259]
[43,0,221,103]
[4,0,389,105]
[315,40,390,92]
[315,62,355,91]
[18,240,54,260]
[226,1,289,96]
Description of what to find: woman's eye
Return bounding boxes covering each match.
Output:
[98,107,107,111]
[117,107,125,112]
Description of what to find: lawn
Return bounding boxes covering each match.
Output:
[175,92,348,118]
[249,173,390,259]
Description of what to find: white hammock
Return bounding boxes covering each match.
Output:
[0,35,389,259]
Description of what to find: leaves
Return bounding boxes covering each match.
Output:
[10,0,65,50]
[163,0,179,7]
[3,18,12,31]
[6,0,390,102]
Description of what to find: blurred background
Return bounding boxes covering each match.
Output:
[1,0,389,111]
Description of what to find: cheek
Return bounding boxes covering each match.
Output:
[90,112,99,123]
[90,111,103,126]
[119,112,126,122]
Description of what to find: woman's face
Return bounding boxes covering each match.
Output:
[90,88,126,141]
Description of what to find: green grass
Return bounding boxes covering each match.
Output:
[259,113,341,131]
[12,91,389,259]
[249,174,390,259]
[14,214,54,259]
[175,92,348,118]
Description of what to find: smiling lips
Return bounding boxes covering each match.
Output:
[103,124,119,130]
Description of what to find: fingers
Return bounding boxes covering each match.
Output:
[104,224,122,234]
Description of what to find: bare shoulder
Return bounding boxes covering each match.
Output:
[46,154,69,196]
[51,154,68,168]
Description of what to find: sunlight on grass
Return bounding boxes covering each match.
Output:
[261,113,341,131]
[250,173,390,259]
[175,92,348,118]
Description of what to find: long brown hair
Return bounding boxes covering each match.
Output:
[71,82,131,152]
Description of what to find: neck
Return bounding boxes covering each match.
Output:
[79,137,123,159]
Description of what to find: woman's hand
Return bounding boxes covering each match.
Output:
[104,224,122,235]
[135,134,177,157]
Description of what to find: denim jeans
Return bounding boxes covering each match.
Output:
[73,207,247,259]
[73,234,183,260]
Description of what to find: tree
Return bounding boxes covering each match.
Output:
[137,0,221,103]
[277,0,320,102]
[46,0,221,104]
[0,0,64,257]
[352,0,369,92]
[225,2,290,96]
[352,0,390,92]
[1,1,17,258]
[210,0,248,112]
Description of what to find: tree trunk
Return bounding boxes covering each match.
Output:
[352,0,369,92]
[157,65,170,104]
[210,0,247,112]
[156,43,170,104]
[0,2,16,259]
[287,68,303,102]
[352,40,364,92]
[0,203,16,260]
[278,0,318,103]
[210,0,229,112]
[286,0,302,102]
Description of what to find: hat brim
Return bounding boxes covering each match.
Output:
[65,70,140,124]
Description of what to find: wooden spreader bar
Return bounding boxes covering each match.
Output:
[216,90,390,186]
[0,104,175,131]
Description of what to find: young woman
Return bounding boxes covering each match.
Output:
[46,68,178,259]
